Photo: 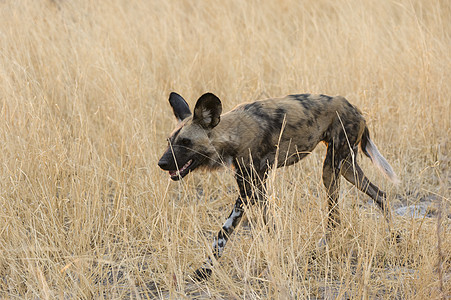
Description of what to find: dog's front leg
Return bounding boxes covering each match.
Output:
[212,200,245,259]
[193,168,266,281]
[193,164,268,281]
[194,198,244,280]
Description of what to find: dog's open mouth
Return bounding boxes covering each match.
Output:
[169,159,195,180]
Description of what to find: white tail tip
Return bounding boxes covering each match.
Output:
[366,139,400,185]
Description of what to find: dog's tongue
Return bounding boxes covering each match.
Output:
[169,170,177,177]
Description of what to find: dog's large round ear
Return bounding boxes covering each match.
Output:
[193,93,222,129]
[169,92,192,122]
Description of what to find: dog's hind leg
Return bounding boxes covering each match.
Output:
[340,158,394,229]
[322,144,343,230]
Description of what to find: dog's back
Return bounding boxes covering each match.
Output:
[221,93,365,170]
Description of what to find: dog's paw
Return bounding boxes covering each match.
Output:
[193,267,212,281]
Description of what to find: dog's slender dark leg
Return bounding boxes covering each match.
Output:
[194,167,267,281]
[317,146,342,248]
[193,199,244,280]
[212,200,245,259]
[322,145,342,230]
[340,159,395,231]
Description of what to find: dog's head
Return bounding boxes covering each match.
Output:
[158,92,222,181]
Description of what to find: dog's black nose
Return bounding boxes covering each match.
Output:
[158,159,168,170]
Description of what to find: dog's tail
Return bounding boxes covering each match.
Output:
[360,126,400,184]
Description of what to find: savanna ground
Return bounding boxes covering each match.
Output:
[0,0,450,298]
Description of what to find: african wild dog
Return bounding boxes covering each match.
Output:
[158,92,398,280]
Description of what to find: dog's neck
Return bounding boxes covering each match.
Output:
[208,111,257,164]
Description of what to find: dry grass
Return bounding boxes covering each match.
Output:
[0,0,450,298]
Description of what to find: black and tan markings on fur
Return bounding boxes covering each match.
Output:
[158,92,398,280]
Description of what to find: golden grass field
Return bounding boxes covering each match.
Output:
[0,0,449,298]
